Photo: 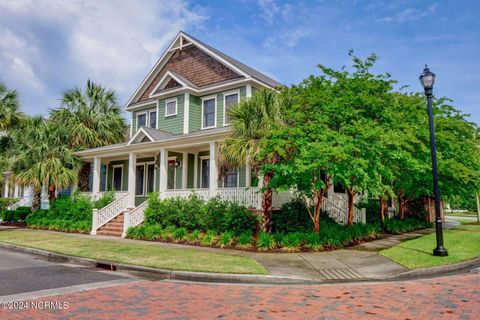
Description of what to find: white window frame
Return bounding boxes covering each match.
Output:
[222,167,239,188]
[111,164,124,191]
[136,111,148,130]
[223,89,240,126]
[135,161,156,197]
[201,95,217,130]
[199,155,210,188]
[149,109,157,129]
[165,97,178,117]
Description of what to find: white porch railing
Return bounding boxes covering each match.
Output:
[7,198,27,211]
[162,189,211,201]
[322,197,366,224]
[215,187,261,208]
[81,191,128,202]
[328,193,366,224]
[123,200,148,237]
[91,192,130,235]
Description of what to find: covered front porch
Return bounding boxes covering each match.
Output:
[82,140,265,209]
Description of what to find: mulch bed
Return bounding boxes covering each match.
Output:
[0,222,26,227]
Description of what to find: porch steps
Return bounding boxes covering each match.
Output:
[97,213,124,237]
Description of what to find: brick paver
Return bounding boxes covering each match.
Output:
[1,273,478,319]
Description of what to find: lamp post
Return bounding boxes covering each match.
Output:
[419,65,448,257]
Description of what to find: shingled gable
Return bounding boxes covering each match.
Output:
[125,31,282,110]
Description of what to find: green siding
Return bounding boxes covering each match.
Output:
[216,92,224,128]
[189,95,201,132]
[158,94,184,134]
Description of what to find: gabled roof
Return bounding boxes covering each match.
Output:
[127,126,174,145]
[150,70,199,97]
[125,31,283,109]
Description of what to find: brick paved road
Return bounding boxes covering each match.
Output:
[1,273,479,319]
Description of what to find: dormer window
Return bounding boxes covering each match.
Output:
[165,98,177,117]
[136,108,156,131]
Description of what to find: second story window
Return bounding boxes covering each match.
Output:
[165,98,177,117]
[224,91,239,125]
[202,97,216,129]
[137,113,147,128]
[149,110,157,128]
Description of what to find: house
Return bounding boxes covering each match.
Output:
[3,32,366,235]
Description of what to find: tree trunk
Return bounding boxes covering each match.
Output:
[398,193,406,220]
[48,185,56,201]
[78,162,90,191]
[347,187,355,226]
[379,196,387,223]
[31,187,42,212]
[260,173,273,233]
[313,190,324,234]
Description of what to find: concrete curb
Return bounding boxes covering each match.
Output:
[385,256,480,280]
[0,242,319,285]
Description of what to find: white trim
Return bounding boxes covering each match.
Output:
[183,93,190,134]
[127,127,155,145]
[135,111,147,131]
[246,84,252,98]
[201,95,217,130]
[182,152,188,189]
[164,97,178,117]
[222,89,240,126]
[149,109,157,129]
[149,71,187,99]
[111,164,124,191]
[199,156,210,189]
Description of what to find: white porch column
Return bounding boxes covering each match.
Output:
[3,174,10,198]
[182,152,188,189]
[246,84,252,98]
[245,163,252,187]
[13,184,19,198]
[92,157,101,197]
[159,148,168,197]
[209,142,218,196]
[127,152,137,208]
[193,152,198,189]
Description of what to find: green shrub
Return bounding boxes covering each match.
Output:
[237,232,253,248]
[200,230,218,246]
[1,210,15,222]
[272,200,312,233]
[219,231,235,248]
[222,203,257,235]
[1,206,31,222]
[280,232,303,252]
[186,230,202,244]
[93,191,116,209]
[173,227,187,241]
[303,232,322,250]
[256,232,276,251]
[383,217,432,234]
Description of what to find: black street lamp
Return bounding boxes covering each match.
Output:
[419,65,448,257]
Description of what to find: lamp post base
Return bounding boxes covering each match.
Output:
[433,246,448,257]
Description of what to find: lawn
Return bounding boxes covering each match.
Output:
[0,229,267,274]
[381,224,480,269]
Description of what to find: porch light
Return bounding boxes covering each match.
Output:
[419,65,436,93]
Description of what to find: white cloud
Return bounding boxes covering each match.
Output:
[0,0,207,111]
[377,4,437,23]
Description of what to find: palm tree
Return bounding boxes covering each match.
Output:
[12,117,81,211]
[50,80,126,191]
[218,89,290,232]
[0,81,21,131]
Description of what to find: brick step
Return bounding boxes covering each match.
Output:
[100,226,123,232]
[103,222,123,228]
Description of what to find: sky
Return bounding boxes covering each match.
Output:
[0,0,479,124]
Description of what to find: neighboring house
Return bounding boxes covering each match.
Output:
[5,32,366,235]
